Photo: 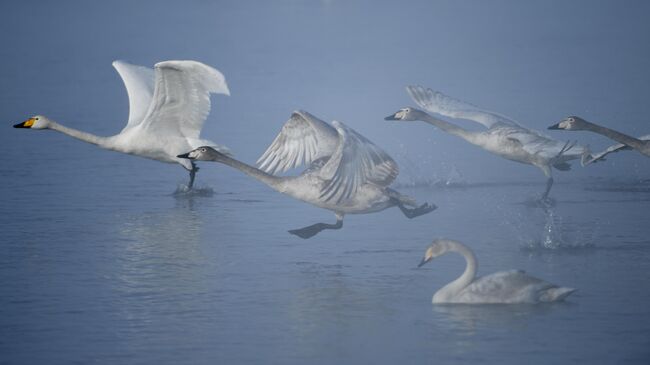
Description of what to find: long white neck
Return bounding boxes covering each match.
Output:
[48,121,111,148]
[433,240,478,302]
[417,112,478,143]
[210,153,285,190]
[581,120,647,152]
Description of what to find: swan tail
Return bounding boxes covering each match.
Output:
[540,287,576,302]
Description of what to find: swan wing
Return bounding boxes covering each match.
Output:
[256,111,339,174]
[112,60,155,130]
[318,121,399,203]
[139,60,230,139]
[462,270,556,303]
[587,134,650,164]
[493,126,587,160]
[406,85,520,129]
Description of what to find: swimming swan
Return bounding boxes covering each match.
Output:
[418,238,576,304]
[178,111,437,238]
[549,116,650,161]
[14,60,231,190]
[386,86,592,200]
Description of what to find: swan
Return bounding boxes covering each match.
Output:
[418,238,576,304]
[549,116,650,161]
[386,86,592,200]
[178,110,437,238]
[13,60,231,190]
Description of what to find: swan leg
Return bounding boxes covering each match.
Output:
[289,215,344,239]
[188,162,199,190]
[397,201,437,219]
[541,177,553,201]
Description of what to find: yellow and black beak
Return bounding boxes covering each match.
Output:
[14,118,36,128]
[417,256,432,268]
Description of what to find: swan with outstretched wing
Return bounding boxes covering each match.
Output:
[179,110,436,238]
[14,60,231,191]
[386,86,592,200]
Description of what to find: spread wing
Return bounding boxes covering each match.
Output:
[406,85,521,129]
[587,134,650,164]
[139,60,230,138]
[112,60,155,131]
[491,126,587,160]
[256,111,339,174]
[318,121,399,203]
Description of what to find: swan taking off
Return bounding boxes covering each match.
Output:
[178,111,436,238]
[418,239,576,304]
[13,60,231,190]
[549,116,650,161]
[386,86,592,201]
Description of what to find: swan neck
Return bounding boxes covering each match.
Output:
[585,122,645,150]
[48,121,109,147]
[214,154,282,188]
[436,240,478,300]
[419,113,473,141]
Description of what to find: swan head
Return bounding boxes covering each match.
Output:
[417,239,449,267]
[548,116,587,131]
[13,115,51,130]
[385,107,422,122]
[177,146,224,161]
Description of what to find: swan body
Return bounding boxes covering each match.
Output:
[178,111,436,238]
[386,86,592,200]
[14,60,231,189]
[418,239,576,304]
[549,116,650,160]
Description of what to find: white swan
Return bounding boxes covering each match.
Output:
[549,116,650,161]
[178,110,437,238]
[386,86,592,200]
[418,239,576,304]
[13,60,231,190]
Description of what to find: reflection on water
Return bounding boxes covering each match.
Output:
[433,303,565,334]
[114,198,209,327]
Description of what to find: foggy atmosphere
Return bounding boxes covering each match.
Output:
[1,1,649,364]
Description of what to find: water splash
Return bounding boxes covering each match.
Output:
[393,147,467,188]
[522,205,596,251]
[500,202,596,251]
[172,184,214,197]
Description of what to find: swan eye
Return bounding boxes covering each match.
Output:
[200,148,206,153]
[34,117,39,120]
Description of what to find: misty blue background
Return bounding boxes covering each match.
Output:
[1,1,650,364]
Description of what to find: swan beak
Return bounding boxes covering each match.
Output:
[547,123,562,130]
[177,152,193,159]
[417,257,431,268]
[14,118,35,128]
[384,113,399,121]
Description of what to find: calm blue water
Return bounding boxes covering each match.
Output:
[2,1,650,364]
[2,162,650,363]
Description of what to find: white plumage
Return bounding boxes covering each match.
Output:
[419,239,576,304]
[14,60,231,189]
[178,111,435,238]
[257,111,399,204]
[387,86,592,200]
